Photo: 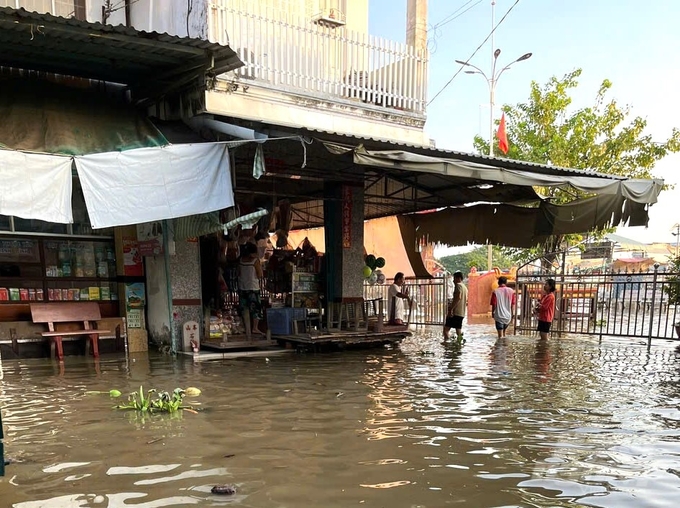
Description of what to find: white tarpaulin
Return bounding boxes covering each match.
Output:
[0,149,73,223]
[75,143,234,229]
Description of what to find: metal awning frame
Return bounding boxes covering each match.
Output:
[0,7,243,103]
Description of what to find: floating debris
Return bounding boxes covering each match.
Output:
[211,484,236,495]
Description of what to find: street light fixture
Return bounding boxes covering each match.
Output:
[455,50,533,157]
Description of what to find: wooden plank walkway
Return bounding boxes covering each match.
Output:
[273,328,410,350]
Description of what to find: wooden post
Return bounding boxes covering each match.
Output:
[375,299,384,332]
[1,405,5,476]
[243,308,252,339]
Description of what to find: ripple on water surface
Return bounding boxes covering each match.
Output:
[2,325,680,507]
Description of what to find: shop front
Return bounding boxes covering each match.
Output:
[0,188,124,358]
[197,214,325,349]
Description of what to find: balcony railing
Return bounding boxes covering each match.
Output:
[209,1,428,115]
[0,0,85,19]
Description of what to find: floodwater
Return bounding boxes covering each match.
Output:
[2,325,680,507]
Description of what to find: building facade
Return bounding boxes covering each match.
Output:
[0,0,431,355]
[1,0,429,145]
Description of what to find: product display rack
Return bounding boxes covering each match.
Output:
[291,267,320,309]
[0,236,119,321]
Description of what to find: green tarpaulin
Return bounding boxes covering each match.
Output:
[0,77,167,155]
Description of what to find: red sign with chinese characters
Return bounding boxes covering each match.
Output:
[342,185,352,249]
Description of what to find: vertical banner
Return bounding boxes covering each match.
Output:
[342,185,352,249]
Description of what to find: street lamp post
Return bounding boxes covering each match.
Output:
[455,1,532,269]
[454,50,532,156]
[672,223,680,258]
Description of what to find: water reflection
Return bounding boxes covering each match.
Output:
[2,326,680,507]
[534,338,552,382]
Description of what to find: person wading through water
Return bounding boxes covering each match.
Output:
[444,271,467,345]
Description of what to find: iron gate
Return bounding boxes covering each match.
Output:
[516,263,680,341]
[364,277,449,326]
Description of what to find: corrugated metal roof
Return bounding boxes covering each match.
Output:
[301,128,626,181]
[0,7,242,101]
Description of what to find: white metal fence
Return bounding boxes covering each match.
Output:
[0,0,82,18]
[208,0,428,114]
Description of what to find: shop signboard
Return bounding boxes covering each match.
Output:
[581,242,613,260]
[342,185,352,249]
[137,221,164,257]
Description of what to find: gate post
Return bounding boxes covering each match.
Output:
[648,263,660,346]
[1,407,4,476]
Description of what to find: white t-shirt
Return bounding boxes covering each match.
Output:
[492,286,515,324]
[238,258,260,291]
[388,283,405,322]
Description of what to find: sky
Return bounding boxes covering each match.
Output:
[368,0,680,253]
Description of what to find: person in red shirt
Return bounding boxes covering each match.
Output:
[535,278,556,340]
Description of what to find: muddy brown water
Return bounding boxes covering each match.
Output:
[2,325,680,507]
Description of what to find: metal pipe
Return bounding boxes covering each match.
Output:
[162,220,177,353]
[184,115,268,141]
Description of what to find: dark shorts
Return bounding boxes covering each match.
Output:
[495,321,509,331]
[239,290,263,320]
[537,320,552,333]
[445,315,463,329]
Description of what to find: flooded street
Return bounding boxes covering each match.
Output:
[2,325,680,507]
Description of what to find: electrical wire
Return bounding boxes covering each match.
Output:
[428,0,521,106]
[431,0,483,31]
[427,0,483,54]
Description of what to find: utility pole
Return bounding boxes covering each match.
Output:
[456,0,532,271]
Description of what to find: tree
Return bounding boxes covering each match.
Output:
[439,246,517,274]
[473,69,680,264]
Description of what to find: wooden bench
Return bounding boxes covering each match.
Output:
[30,302,110,361]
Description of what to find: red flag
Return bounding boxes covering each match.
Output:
[497,113,509,155]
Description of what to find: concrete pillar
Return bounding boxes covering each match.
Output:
[167,237,202,352]
[406,0,428,52]
[324,183,365,302]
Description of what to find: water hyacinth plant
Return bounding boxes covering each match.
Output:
[113,386,201,414]
[84,389,122,398]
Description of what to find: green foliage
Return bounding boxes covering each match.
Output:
[664,256,680,310]
[439,246,517,274]
[115,386,197,414]
[473,68,680,257]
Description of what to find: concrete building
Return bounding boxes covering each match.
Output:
[0,0,429,145]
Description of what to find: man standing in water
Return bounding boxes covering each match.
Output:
[491,276,515,339]
[444,271,467,344]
